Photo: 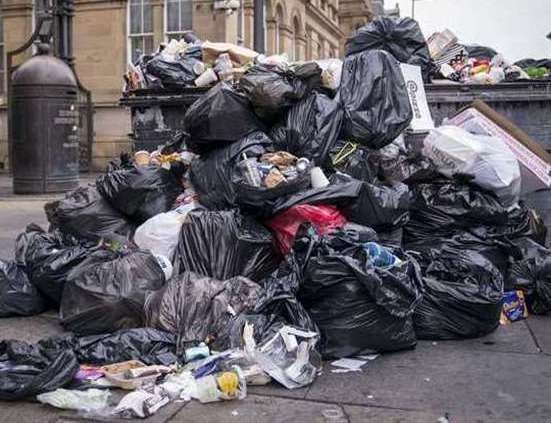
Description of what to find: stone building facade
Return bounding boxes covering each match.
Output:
[0,0,376,171]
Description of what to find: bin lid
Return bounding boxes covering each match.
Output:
[12,54,77,87]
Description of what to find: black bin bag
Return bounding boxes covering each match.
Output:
[60,250,167,335]
[145,271,262,351]
[345,16,433,82]
[0,338,78,400]
[15,224,91,306]
[239,64,312,121]
[183,82,264,153]
[507,238,551,315]
[45,186,134,242]
[190,131,314,217]
[74,328,178,366]
[296,224,423,358]
[270,92,343,166]
[338,49,412,149]
[330,141,377,183]
[145,56,200,89]
[413,245,504,340]
[96,165,183,224]
[0,259,46,317]
[404,180,508,245]
[343,178,411,231]
[190,131,274,211]
[173,209,280,282]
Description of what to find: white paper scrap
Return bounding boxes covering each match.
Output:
[331,358,367,371]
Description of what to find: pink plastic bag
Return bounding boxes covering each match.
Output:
[266,204,347,254]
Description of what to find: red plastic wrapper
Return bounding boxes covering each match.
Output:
[266,204,347,254]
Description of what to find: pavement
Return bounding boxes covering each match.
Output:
[0,174,551,423]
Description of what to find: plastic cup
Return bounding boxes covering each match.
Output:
[310,167,330,188]
[195,68,218,87]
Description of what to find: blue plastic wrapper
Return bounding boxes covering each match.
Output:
[500,290,528,324]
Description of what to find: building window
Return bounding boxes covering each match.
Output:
[0,13,4,96]
[128,0,154,64]
[317,36,323,59]
[165,0,192,41]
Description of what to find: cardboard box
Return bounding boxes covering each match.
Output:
[447,100,551,194]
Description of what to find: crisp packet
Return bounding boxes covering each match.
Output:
[500,290,528,324]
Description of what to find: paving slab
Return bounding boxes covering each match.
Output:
[169,395,348,423]
[526,315,551,354]
[344,404,460,423]
[307,341,551,422]
[248,383,309,400]
[427,320,539,355]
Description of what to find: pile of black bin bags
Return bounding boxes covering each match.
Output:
[2,15,551,401]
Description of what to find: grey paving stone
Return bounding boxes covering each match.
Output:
[425,321,539,355]
[169,395,347,423]
[0,314,64,342]
[248,383,309,400]
[344,404,462,423]
[526,315,551,354]
[307,342,551,421]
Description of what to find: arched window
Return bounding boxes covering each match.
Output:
[275,4,284,54]
[292,17,300,61]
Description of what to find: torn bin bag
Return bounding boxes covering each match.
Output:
[0,338,78,400]
[266,205,347,254]
[183,82,264,153]
[45,186,134,242]
[297,225,423,357]
[96,165,183,224]
[145,271,261,350]
[15,224,91,306]
[413,246,504,340]
[345,16,433,82]
[190,131,273,210]
[173,209,280,282]
[0,259,46,317]
[507,238,551,315]
[60,250,167,335]
[339,49,412,149]
[270,92,343,166]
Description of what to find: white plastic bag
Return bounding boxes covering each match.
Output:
[423,125,521,207]
[134,202,199,260]
[37,388,110,412]
[316,59,343,90]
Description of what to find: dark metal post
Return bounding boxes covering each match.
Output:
[253,0,265,53]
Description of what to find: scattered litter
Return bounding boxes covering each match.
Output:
[37,388,110,412]
[331,358,367,371]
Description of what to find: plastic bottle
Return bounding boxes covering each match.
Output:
[363,242,402,268]
[238,154,262,187]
